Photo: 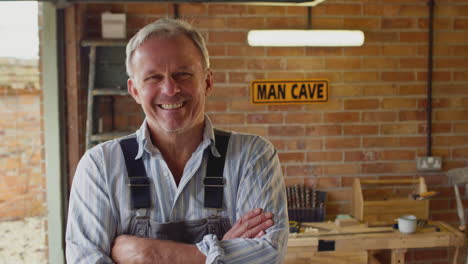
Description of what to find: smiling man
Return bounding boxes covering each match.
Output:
[65,18,288,264]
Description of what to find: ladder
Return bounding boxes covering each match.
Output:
[82,39,132,149]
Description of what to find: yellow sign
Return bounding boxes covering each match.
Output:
[250,79,329,105]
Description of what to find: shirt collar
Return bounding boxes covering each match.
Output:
[134,114,220,160]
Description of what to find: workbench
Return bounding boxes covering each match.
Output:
[286,221,465,264]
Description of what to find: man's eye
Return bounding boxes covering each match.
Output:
[144,75,162,82]
[173,72,193,81]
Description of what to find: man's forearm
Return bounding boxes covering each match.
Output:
[112,235,206,264]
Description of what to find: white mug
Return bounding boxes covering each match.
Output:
[398,215,417,234]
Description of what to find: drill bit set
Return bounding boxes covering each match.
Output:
[286,184,326,222]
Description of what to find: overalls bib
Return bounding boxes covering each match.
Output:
[119,130,232,244]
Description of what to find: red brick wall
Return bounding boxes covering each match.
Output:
[76,1,467,263]
[0,59,45,220]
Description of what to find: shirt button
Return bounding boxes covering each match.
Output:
[138,229,145,236]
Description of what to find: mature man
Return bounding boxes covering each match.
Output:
[66,18,288,263]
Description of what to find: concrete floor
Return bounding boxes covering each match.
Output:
[0,217,47,264]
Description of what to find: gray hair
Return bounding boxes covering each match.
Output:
[125,18,210,78]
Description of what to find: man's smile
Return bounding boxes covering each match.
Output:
[158,102,185,110]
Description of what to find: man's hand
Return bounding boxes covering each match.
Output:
[223,208,274,240]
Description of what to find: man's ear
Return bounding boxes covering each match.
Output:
[204,69,214,96]
[127,78,142,104]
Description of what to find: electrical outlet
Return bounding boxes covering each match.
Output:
[417,156,442,171]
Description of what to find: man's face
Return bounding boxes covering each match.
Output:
[128,34,212,136]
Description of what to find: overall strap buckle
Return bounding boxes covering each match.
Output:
[204,129,231,209]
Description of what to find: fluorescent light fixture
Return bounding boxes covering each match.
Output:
[247,30,365,47]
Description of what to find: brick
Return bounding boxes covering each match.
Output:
[343,72,379,82]
[399,110,426,121]
[208,113,244,125]
[267,47,305,57]
[316,177,340,189]
[453,147,468,158]
[324,112,359,123]
[208,31,246,43]
[437,32,468,44]
[247,5,286,15]
[418,123,452,134]
[382,98,417,109]
[382,45,418,56]
[417,71,451,82]
[434,135,468,146]
[438,5,468,17]
[454,71,468,81]
[380,150,416,161]
[311,17,344,29]
[325,137,361,149]
[246,113,283,124]
[454,123,468,133]
[226,17,265,29]
[435,110,468,121]
[399,32,427,43]
[333,85,362,97]
[364,4,399,16]
[325,4,362,16]
[286,58,324,70]
[207,44,226,56]
[307,151,342,162]
[210,86,247,98]
[228,126,268,137]
[278,152,305,163]
[363,84,399,96]
[304,72,343,83]
[435,58,468,68]
[285,113,321,123]
[323,164,361,176]
[344,46,381,56]
[382,124,418,135]
[361,162,415,174]
[418,17,452,30]
[228,72,265,83]
[287,139,322,151]
[344,125,379,135]
[362,112,398,122]
[399,136,426,147]
[306,47,343,56]
[306,125,342,136]
[399,5,428,16]
[382,18,417,29]
[191,17,226,29]
[382,72,415,82]
[265,71,304,80]
[343,18,380,29]
[344,99,379,110]
[270,140,286,151]
[178,3,207,15]
[246,58,285,71]
[362,58,398,69]
[365,32,399,43]
[207,4,246,15]
[325,57,361,69]
[268,126,305,137]
[229,99,267,112]
[286,165,318,177]
[265,17,306,29]
[268,105,303,112]
[345,150,379,162]
[227,46,264,57]
[399,58,426,69]
[211,58,245,70]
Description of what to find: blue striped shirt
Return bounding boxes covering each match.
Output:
[65,116,288,263]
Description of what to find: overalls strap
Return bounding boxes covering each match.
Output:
[119,138,151,210]
[204,129,231,209]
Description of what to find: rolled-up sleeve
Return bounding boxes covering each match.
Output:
[197,137,288,263]
[65,150,117,263]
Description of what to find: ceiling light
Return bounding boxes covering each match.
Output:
[247,30,365,47]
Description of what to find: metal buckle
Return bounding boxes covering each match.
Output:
[203,177,225,187]
[128,177,150,187]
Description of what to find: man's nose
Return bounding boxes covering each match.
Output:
[160,77,180,96]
